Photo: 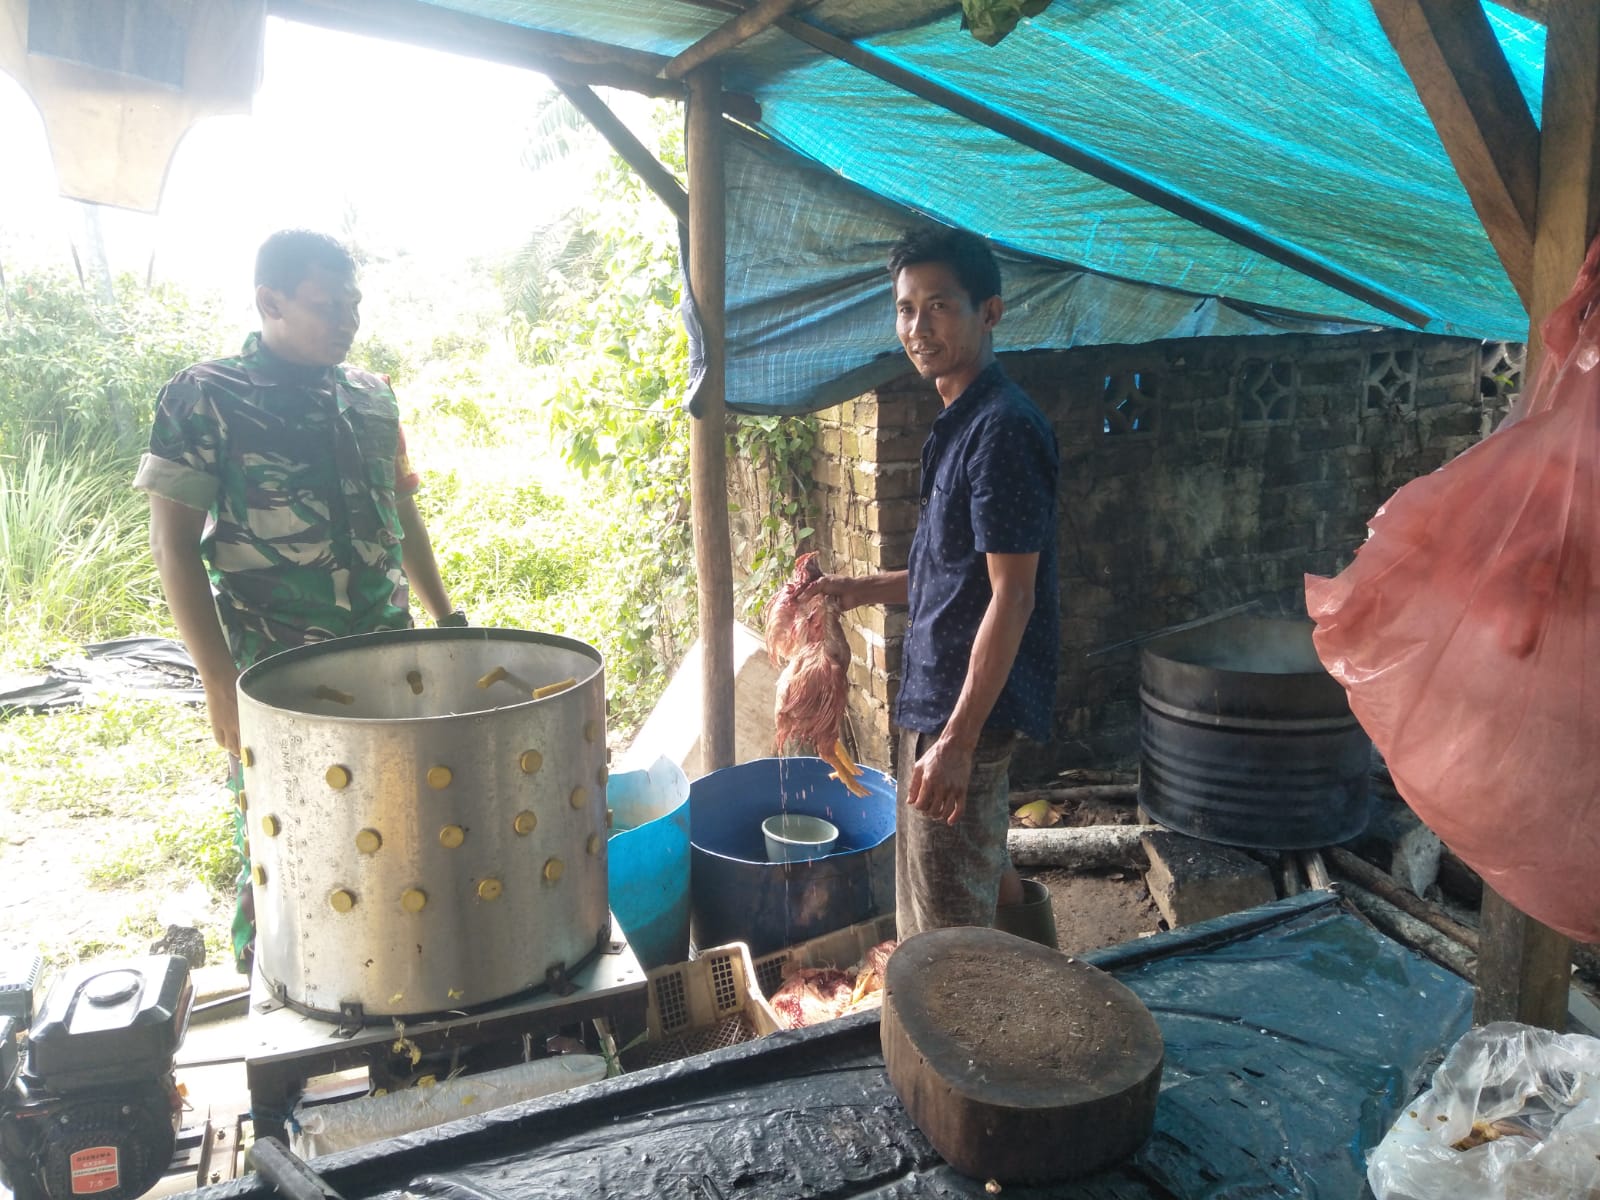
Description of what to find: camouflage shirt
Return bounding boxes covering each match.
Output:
[135,333,421,670]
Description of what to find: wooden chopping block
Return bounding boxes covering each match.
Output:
[881,927,1163,1183]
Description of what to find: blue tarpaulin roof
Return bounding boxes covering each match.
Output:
[424,0,1545,413]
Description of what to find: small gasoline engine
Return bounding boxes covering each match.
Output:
[0,955,192,1200]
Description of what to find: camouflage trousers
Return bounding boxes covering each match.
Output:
[894,727,1018,938]
[226,756,253,974]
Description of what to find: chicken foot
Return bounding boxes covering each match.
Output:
[820,739,870,798]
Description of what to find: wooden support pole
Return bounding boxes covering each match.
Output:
[685,66,736,773]
[1368,0,1539,307]
[1472,0,1597,1030]
[1477,888,1572,1026]
[662,0,810,81]
[1527,0,1600,362]
[555,83,690,226]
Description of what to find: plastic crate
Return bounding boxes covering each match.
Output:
[752,913,898,1002]
[622,942,780,1071]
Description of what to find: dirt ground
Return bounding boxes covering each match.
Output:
[1009,777,1163,952]
[0,774,233,970]
[1029,868,1163,952]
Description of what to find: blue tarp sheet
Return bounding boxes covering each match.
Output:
[425,0,1547,413]
[705,127,1382,414]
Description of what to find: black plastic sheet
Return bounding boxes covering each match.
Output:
[0,637,202,716]
[190,893,1470,1199]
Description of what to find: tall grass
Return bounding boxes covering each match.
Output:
[0,437,163,666]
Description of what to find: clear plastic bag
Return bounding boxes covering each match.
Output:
[1306,235,1600,942]
[1368,1022,1600,1200]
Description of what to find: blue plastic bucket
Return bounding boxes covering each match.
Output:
[689,757,895,957]
[607,758,691,970]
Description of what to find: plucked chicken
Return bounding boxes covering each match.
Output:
[767,939,898,1030]
[764,552,869,797]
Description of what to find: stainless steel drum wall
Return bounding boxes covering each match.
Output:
[236,628,610,1021]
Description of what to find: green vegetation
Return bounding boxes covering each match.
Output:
[0,694,220,817]
[0,99,821,967]
[0,438,164,663]
[507,142,697,723]
[0,270,223,461]
[88,799,238,896]
[0,271,223,668]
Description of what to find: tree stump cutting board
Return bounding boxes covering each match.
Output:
[881,927,1164,1183]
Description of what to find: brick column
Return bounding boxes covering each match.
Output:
[813,385,939,769]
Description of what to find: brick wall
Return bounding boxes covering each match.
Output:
[811,332,1525,780]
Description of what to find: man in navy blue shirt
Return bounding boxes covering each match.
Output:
[805,227,1059,936]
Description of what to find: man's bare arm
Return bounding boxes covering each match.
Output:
[907,551,1038,825]
[804,569,909,610]
[148,495,241,756]
[396,493,453,622]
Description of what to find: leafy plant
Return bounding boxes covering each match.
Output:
[0,270,223,460]
[496,103,826,723]
[0,437,169,664]
[503,105,698,728]
[960,0,1051,46]
[729,413,820,623]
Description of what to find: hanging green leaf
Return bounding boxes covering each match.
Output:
[959,0,1050,47]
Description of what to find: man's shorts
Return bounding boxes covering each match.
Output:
[894,726,1018,938]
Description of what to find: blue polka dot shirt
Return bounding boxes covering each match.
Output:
[894,362,1060,743]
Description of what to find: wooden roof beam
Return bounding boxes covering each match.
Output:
[557,82,690,225]
[1492,0,1547,24]
[662,0,813,81]
[271,0,677,88]
[267,0,760,120]
[1370,0,1540,310]
[773,13,1431,328]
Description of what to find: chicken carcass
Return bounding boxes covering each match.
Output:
[768,967,855,1030]
[766,940,898,1030]
[764,552,869,796]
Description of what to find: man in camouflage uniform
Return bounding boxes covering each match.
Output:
[136,229,461,971]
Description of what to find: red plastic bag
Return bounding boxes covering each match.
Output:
[1306,238,1600,942]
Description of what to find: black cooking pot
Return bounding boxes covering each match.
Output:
[1137,615,1371,850]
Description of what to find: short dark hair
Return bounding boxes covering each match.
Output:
[887,226,1002,307]
[254,230,356,293]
